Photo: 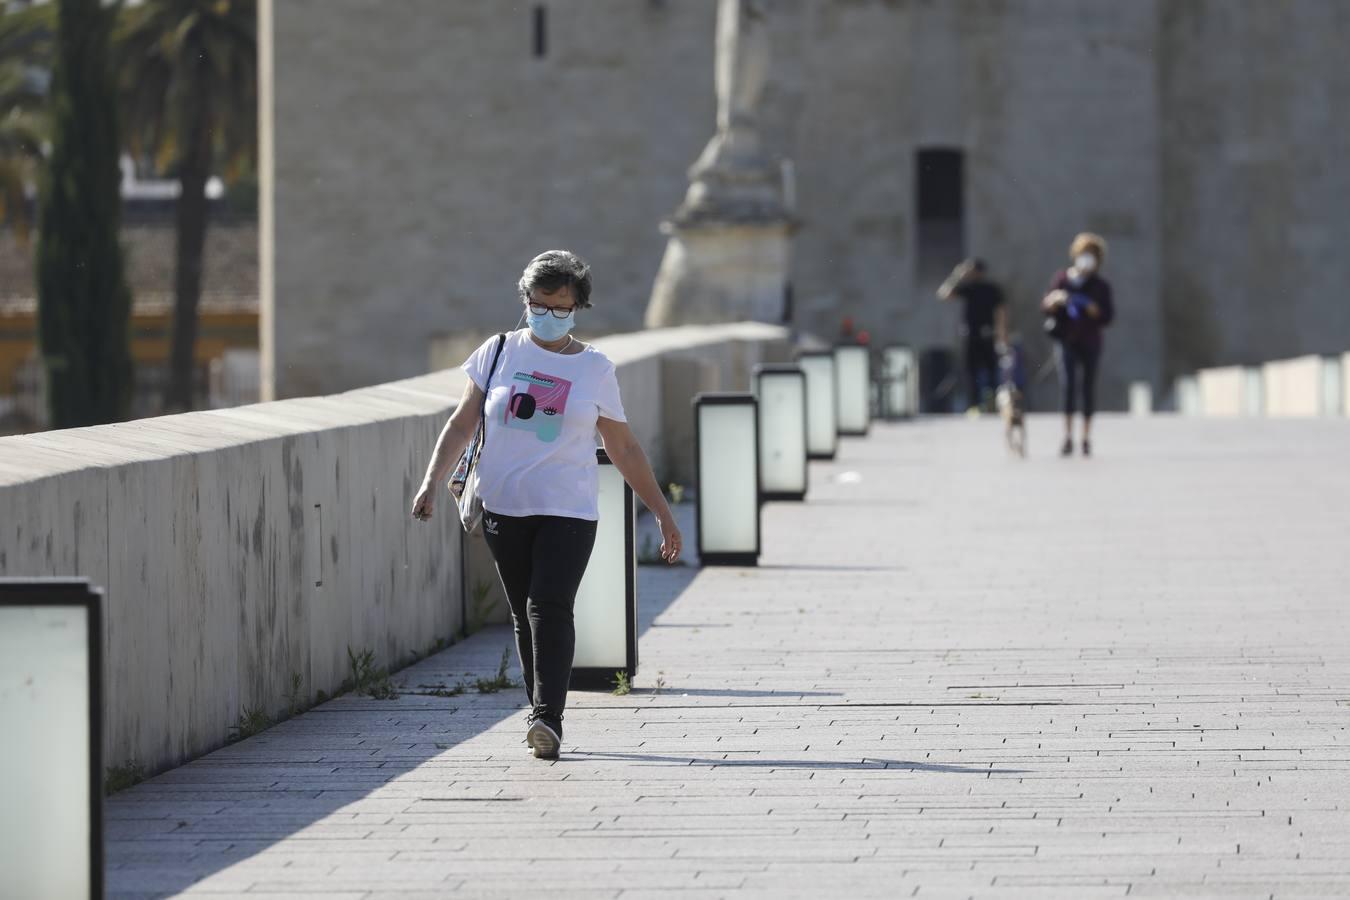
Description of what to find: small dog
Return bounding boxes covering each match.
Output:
[996,340,1027,457]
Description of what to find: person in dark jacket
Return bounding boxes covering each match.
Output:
[1041,233,1115,457]
[938,258,1008,413]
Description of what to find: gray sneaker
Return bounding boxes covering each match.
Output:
[526,718,561,760]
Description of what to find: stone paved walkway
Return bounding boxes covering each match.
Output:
[106,414,1350,898]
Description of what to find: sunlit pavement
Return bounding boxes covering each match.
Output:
[105,414,1350,899]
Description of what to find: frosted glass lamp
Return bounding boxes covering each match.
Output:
[0,579,104,900]
[882,345,915,419]
[753,364,808,502]
[796,351,838,460]
[570,450,637,688]
[694,393,760,567]
[1321,357,1343,417]
[1243,367,1264,417]
[1128,381,1152,416]
[834,344,871,436]
[1175,376,1200,415]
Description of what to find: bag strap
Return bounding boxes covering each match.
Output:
[471,333,507,462]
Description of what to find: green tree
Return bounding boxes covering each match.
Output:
[0,3,53,242]
[35,0,134,428]
[115,0,256,412]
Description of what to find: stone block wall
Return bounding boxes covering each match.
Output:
[263,0,717,399]
[264,1,1350,411]
[0,323,787,776]
[1197,366,1245,418]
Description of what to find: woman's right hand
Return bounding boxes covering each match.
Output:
[411,482,435,522]
[1043,289,1069,311]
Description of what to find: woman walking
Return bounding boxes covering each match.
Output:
[411,250,683,759]
[1042,233,1115,457]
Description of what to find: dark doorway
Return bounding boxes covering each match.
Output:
[532,5,548,58]
[916,148,966,283]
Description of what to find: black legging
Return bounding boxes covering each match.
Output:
[481,511,597,726]
[1058,341,1102,418]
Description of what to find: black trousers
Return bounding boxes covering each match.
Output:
[965,336,998,409]
[481,510,597,724]
[1057,341,1102,418]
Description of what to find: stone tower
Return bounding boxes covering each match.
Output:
[644,0,796,328]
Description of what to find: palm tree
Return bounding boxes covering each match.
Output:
[0,3,53,242]
[115,0,256,412]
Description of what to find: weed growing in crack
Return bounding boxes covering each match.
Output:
[347,646,400,699]
[474,646,518,694]
[104,761,146,796]
[228,706,272,743]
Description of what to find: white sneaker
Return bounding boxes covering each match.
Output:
[526,719,561,760]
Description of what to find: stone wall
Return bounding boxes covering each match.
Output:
[1262,355,1327,419]
[0,323,788,776]
[264,0,1350,411]
[1158,1,1350,378]
[781,1,1162,411]
[264,0,718,398]
[1191,352,1349,418]
[1197,366,1245,418]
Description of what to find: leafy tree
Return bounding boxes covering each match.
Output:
[35,0,134,427]
[115,0,256,412]
[0,2,53,242]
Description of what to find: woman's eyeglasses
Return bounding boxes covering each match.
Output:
[527,301,576,320]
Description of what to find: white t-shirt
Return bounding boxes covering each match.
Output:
[462,329,626,521]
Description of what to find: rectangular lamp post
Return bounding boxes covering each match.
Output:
[1128,381,1152,416]
[796,351,838,460]
[834,343,871,436]
[1243,367,1264,417]
[1175,376,1200,415]
[570,449,637,689]
[0,579,104,900]
[694,393,761,566]
[753,364,808,502]
[882,345,915,419]
[1322,356,1344,417]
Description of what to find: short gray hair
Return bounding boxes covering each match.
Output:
[517,250,593,309]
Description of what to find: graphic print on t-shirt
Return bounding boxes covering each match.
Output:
[503,371,572,443]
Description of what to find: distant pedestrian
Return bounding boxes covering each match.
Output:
[1041,233,1115,457]
[938,258,1008,413]
[411,250,682,760]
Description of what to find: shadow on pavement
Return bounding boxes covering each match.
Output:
[757,563,908,573]
[104,561,705,898]
[567,751,1029,775]
[626,687,843,698]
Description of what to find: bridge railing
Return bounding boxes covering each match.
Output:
[1158,352,1349,418]
[0,323,790,778]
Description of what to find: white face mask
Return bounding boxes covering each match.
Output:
[1074,253,1097,274]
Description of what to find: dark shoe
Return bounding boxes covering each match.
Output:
[1060,437,1073,457]
[1082,439,1092,457]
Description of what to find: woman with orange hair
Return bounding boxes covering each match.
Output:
[1041,233,1115,457]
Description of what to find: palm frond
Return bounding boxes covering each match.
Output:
[0,4,55,57]
[112,0,255,180]
[0,111,45,156]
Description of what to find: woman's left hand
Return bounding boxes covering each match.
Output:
[595,417,685,564]
[658,517,683,564]
[1085,301,1101,319]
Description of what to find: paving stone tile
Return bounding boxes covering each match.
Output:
[97,418,1350,897]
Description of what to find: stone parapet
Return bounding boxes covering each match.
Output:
[0,323,788,776]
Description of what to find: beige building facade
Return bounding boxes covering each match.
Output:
[261,0,1350,408]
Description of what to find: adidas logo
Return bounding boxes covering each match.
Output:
[484,517,499,535]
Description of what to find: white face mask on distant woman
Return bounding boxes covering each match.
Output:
[1073,253,1097,274]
